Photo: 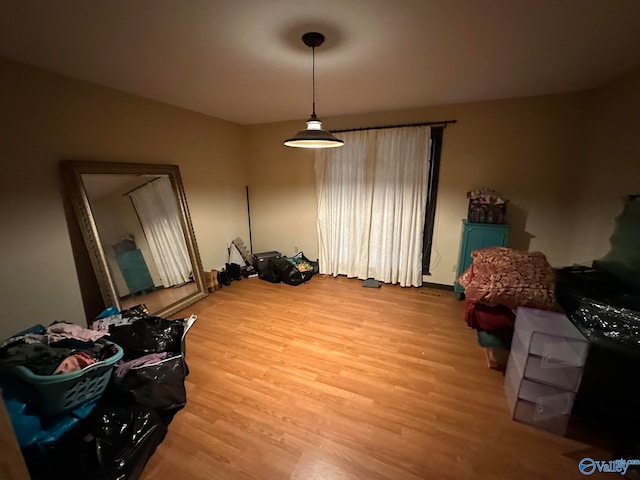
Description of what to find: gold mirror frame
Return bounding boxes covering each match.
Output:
[62,160,208,318]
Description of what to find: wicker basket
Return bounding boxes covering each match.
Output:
[467,201,507,224]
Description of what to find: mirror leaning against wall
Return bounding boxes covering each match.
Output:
[62,160,208,318]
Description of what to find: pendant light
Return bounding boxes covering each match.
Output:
[284,32,344,149]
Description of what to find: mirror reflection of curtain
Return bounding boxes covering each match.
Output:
[315,126,430,287]
[128,177,192,287]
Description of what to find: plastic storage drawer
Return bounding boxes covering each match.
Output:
[504,307,589,436]
[510,331,585,392]
[513,308,589,367]
[505,352,575,435]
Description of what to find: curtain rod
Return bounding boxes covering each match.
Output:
[122,177,161,197]
[331,119,456,134]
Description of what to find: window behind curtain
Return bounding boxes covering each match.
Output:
[315,126,430,287]
[422,126,444,275]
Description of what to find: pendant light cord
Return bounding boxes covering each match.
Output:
[311,46,316,118]
[284,32,344,148]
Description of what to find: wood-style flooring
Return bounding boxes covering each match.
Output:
[120,281,198,312]
[142,275,605,480]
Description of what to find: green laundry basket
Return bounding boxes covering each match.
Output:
[3,341,123,416]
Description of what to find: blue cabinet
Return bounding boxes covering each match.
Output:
[454,220,509,300]
[116,249,154,296]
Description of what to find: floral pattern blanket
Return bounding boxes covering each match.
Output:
[457,247,556,310]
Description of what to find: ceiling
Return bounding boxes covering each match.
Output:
[1,0,640,125]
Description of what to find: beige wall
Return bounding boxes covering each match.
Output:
[568,66,640,265]
[247,93,586,285]
[1,54,637,340]
[0,58,248,339]
[244,122,322,259]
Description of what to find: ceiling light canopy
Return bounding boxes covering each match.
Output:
[284,32,344,149]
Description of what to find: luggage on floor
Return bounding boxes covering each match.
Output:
[253,251,281,275]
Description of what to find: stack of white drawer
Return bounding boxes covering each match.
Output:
[505,307,590,435]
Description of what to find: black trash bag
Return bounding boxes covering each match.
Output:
[108,317,185,360]
[93,406,167,479]
[26,405,167,480]
[291,251,317,269]
[273,257,304,286]
[120,304,151,319]
[300,270,314,282]
[290,251,318,282]
[114,354,187,412]
[258,257,281,283]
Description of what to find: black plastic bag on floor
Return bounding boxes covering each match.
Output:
[120,304,151,319]
[26,404,167,480]
[259,258,281,283]
[289,251,318,282]
[273,257,304,286]
[108,316,185,360]
[114,354,187,412]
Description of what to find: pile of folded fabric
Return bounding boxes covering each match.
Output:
[457,247,557,370]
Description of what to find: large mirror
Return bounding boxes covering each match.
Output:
[62,160,208,318]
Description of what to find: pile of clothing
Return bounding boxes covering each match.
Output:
[457,247,557,369]
[1,304,196,480]
[0,322,117,375]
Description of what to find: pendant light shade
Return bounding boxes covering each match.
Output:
[284,114,344,148]
[284,32,344,149]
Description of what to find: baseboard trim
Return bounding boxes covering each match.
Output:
[422,282,454,291]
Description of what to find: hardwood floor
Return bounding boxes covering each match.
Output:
[120,281,198,312]
[142,275,604,480]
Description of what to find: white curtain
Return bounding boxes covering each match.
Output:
[315,126,430,287]
[129,177,192,287]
